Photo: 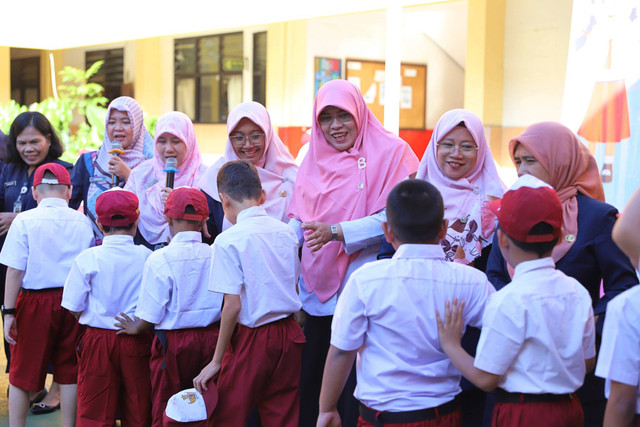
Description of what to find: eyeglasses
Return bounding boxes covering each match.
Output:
[230,133,265,146]
[318,111,354,126]
[436,142,479,154]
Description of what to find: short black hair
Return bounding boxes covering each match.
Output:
[216,160,263,202]
[386,179,444,243]
[101,215,136,233]
[7,112,64,165]
[503,222,558,257]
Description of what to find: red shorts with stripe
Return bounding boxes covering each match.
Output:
[9,288,82,392]
[76,327,152,427]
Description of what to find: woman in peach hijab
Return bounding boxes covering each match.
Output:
[486,121,638,427]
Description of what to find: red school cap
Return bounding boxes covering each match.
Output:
[95,188,140,227]
[33,163,70,187]
[164,187,209,221]
[489,174,563,243]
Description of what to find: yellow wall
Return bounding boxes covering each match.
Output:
[0,47,11,104]
[464,0,505,127]
[40,50,64,100]
[265,20,308,127]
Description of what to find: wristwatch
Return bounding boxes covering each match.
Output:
[330,224,339,241]
[1,305,16,316]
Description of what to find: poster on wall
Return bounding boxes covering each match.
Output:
[314,57,342,94]
[562,0,640,209]
[344,59,426,130]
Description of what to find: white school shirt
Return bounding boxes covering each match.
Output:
[62,235,152,329]
[210,206,301,328]
[595,285,640,413]
[288,210,386,316]
[331,244,495,411]
[474,257,596,394]
[135,231,222,330]
[0,197,94,290]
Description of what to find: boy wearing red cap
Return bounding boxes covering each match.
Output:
[193,160,304,427]
[438,174,596,426]
[116,186,222,427]
[0,163,94,427]
[62,187,153,426]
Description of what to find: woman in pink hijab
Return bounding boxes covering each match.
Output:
[416,109,505,268]
[125,111,206,249]
[198,101,298,243]
[486,121,638,427]
[288,79,419,426]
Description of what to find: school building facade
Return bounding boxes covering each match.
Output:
[0,0,573,170]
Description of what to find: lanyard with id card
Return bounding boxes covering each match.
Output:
[13,183,29,213]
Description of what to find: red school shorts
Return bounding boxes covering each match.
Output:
[209,316,305,427]
[492,396,584,427]
[76,327,152,427]
[9,288,82,392]
[150,324,219,427]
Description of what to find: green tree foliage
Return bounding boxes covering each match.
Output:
[0,61,108,162]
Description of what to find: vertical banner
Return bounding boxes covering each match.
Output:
[562,0,640,209]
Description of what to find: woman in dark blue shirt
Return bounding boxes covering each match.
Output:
[0,111,71,413]
[486,121,638,427]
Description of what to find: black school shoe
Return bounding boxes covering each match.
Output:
[31,402,60,415]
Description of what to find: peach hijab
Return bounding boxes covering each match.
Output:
[509,121,604,261]
[288,79,419,303]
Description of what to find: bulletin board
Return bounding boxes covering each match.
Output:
[345,59,426,130]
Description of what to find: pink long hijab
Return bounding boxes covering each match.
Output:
[125,111,206,245]
[288,79,419,302]
[509,121,604,261]
[199,102,298,222]
[417,109,505,259]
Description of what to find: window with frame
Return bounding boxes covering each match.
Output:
[253,32,267,107]
[175,33,244,124]
[86,48,124,104]
[11,57,40,106]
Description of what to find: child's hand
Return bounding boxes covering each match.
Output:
[193,361,220,394]
[3,315,16,345]
[317,410,342,427]
[436,298,466,352]
[114,312,141,335]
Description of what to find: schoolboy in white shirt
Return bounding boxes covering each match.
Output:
[317,179,494,427]
[62,187,153,426]
[438,174,596,427]
[193,160,304,427]
[596,185,640,427]
[0,163,94,427]
[117,186,222,427]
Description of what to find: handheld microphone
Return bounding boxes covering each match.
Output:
[108,140,124,187]
[164,157,179,189]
